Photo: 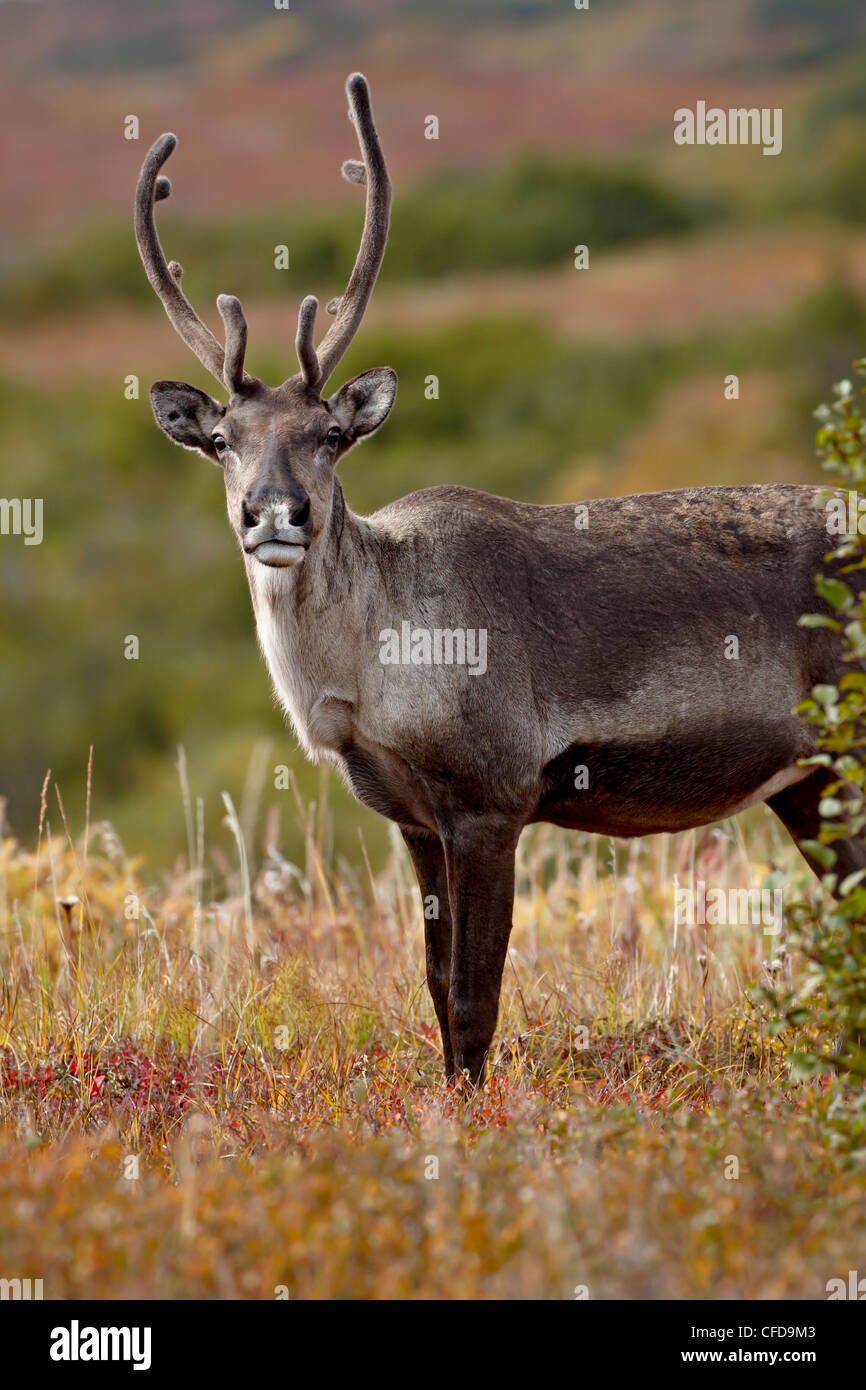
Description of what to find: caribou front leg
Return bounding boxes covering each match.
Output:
[402,826,455,1079]
[440,816,520,1089]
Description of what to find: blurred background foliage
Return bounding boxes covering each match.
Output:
[2,0,866,871]
[0,159,712,322]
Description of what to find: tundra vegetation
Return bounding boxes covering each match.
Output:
[4,0,866,1298]
[760,365,866,1091]
[2,478,866,1297]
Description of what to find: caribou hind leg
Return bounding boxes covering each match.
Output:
[766,770,866,888]
[767,771,866,1056]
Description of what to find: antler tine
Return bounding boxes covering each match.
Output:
[134,133,226,385]
[295,295,320,387]
[340,160,367,186]
[217,294,248,395]
[307,73,391,389]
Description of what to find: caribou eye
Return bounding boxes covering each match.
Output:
[326,426,342,446]
[212,434,229,456]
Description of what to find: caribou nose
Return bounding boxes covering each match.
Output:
[241,497,260,532]
[241,489,310,534]
[287,496,311,529]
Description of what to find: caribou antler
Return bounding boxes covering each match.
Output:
[291,73,392,391]
[137,76,388,396]
[295,295,320,388]
[135,133,249,395]
[217,295,248,395]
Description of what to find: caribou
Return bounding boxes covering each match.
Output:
[135,73,864,1086]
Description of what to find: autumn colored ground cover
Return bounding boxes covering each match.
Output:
[1,772,865,1300]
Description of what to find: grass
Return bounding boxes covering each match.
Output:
[2,757,866,1299]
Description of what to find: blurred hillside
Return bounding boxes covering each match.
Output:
[2,0,866,871]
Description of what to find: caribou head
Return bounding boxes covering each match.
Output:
[135,73,396,570]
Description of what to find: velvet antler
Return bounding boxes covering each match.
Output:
[135,134,249,394]
[289,73,391,391]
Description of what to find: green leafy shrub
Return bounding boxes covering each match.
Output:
[764,365,866,1085]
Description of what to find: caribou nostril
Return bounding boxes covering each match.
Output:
[290,497,311,528]
[242,502,259,531]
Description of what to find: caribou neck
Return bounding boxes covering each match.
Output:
[245,479,386,760]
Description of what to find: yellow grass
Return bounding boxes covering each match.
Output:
[0,764,864,1299]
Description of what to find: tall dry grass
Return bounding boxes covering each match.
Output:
[0,752,861,1299]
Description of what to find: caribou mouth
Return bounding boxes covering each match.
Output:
[249,540,308,568]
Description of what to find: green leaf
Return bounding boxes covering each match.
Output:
[790,1052,822,1080]
[844,620,866,653]
[813,684,840,707]
[840,869,866,897]
[801,840,837,868]
[798,613,842,631]
[815,576,854,611]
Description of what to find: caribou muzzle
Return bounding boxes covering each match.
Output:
[246,538,309,568]
[242,496,312,567]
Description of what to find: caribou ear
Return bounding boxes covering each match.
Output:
[327,367,397,446]
[150,381,225,461]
